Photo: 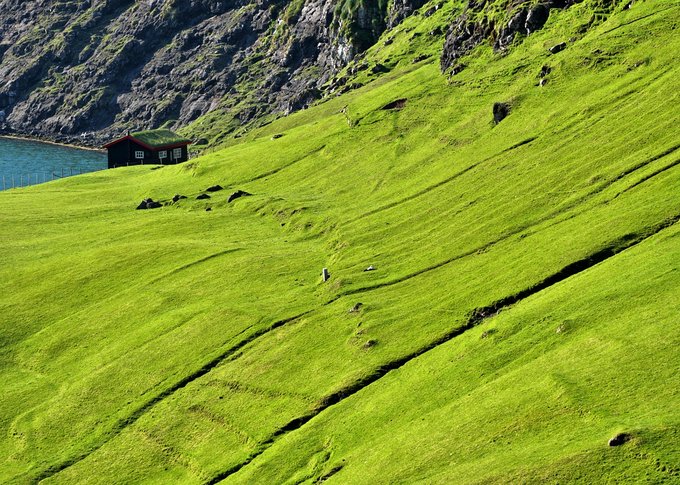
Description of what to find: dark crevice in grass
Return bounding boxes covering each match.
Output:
[236,145,327,185]
[148,248,244,285]
[600,5,679,35]
[33,310,313,483]
[205,212,680,484]
[346,136,538,223]
[613,155,680,199]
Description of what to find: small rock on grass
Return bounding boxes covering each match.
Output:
[136,198,162,210]
[206,185,223,192]
[196,193,211,200]
[364,265,376,272]
[349,303,363,313]
[549,42,567,54]
[172,194,187,203]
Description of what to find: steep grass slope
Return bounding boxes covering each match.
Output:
[0,0,679,483]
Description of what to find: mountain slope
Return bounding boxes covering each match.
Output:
[0,0,427,145]
[0,0,679,483]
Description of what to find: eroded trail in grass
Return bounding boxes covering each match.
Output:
[32,310,313,482]
[206,212,680,483]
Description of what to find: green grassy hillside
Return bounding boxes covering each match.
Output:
[1,0,679,483]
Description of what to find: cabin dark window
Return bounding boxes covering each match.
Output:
[159,150,167,160]
[173,148,182,159]
[135,151,144,159]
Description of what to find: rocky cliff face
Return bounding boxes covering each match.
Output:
[0,0,424,146]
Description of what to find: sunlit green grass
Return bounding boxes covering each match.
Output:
[1,0,679,482]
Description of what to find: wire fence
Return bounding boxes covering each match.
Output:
[1,167,104,191]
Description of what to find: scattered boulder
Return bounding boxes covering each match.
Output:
[493,102,511,124]
[539,78,548,87]
[608,433,631,447]
[205,207,212,212]
[412,54,428,63]
[228,190,252,202]
[206,185,223,192]
[172,194,187,203]
[549,42,567,54]
[349,302,363,313]
[196,193,211,200]
[364,265,376,272]
[271,133,284,140]
[136,198,162,210]
[193,138,209,146]
[322,267,330,282]
[371,63,389,74]
[539,65,552,78]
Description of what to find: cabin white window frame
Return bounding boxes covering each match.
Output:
[173,148,182,159]
[158,150,167,160]
[135,150,144,160]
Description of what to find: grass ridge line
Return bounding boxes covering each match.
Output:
[348,137,538,224]
[205,211,680,484]
[33,310,313,483]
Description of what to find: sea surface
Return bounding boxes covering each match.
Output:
[0,136,107,190]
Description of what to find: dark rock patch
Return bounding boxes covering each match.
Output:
[493,102,511,124]
[442,0,579,73]
[525,4,550,34]
[371,63,390,74]
[608,433,632,446]
[271,133,284,140]
[440,15,493,73]
[228,190,252,202]
[136,198,162,210]
[193,138,209,146]
[539,65,552,78]
[206,185,223,192]
[196,193,211,200]
[363,339,378,349]
[172,194,187,203]
[205,207,212,212]
[382,99,407,110]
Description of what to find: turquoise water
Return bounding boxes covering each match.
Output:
[0,136,107,190]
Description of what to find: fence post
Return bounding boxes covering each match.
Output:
[2,175,5,191]
[61,167,64,178]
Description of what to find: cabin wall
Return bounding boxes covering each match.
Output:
[107,140,153,168]
[107,140,190,168]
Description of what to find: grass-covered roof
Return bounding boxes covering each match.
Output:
[131,129,191,148]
